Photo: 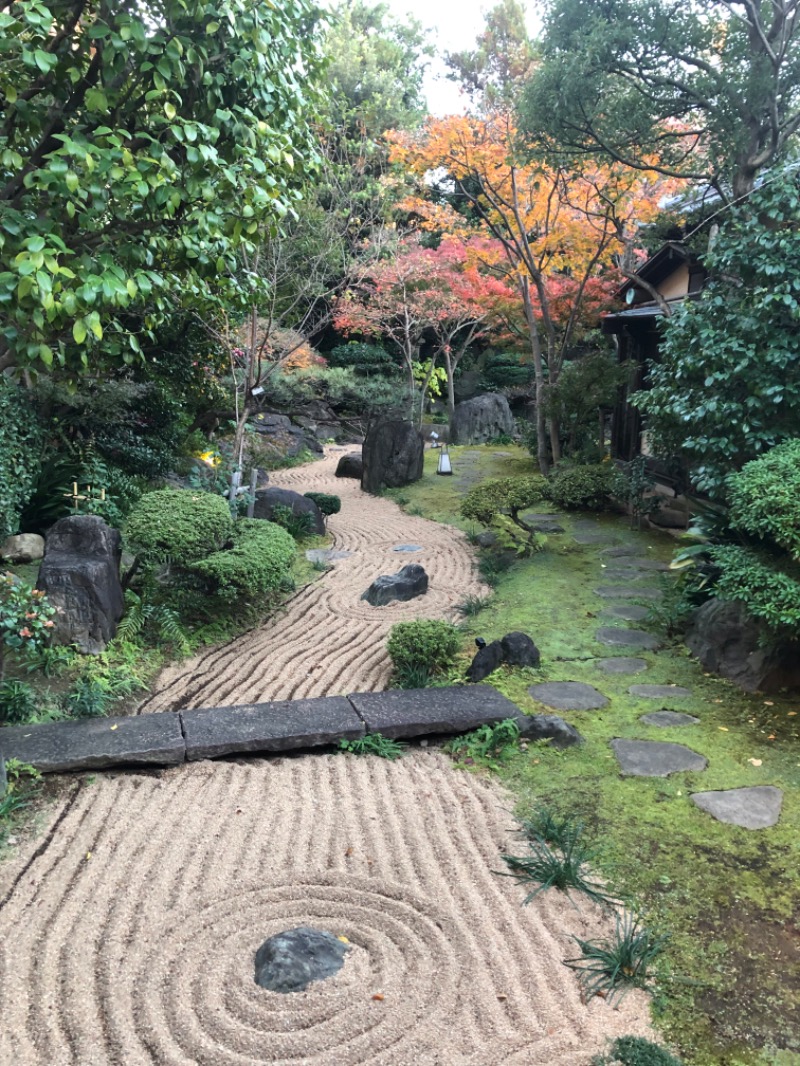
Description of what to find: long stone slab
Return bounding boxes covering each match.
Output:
[348,684,522,739]
[181,696,363,760]
[0,713,185,773]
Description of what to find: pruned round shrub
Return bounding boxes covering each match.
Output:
[387,620,462,684]
[545,464,619,512]
[190,519,296,602]
[304,492,341,517]
[461,476,548,525]
[125,489,233,563]
[727,439,800,561]
[709,545,800,637]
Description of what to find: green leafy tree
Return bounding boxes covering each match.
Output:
[0,0,323,377]
[446,0,536,110]
[522,0,800,200]
[634,174,800,496]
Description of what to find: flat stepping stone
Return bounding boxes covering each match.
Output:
[691,786,783,829]
[641,711,700,727]
[0,713,185,773]
[392,544,422,552]
[630,684,692,699]
[610,557,670,571]
[600,604,650,622]
[600,546,639,557]
[182,697,363,760]
[305,549,352,564]
[597,657,649,675]
[574,532,615,545]
[612,738,707,777]
[595,587,661,601]
[348,684,523,740]
[601,568,651,581]
[528,681,609,711]
[596,627,659,650]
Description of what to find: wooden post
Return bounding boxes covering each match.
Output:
[246,468,258,519]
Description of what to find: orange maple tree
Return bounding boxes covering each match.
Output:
[388,111,673,470]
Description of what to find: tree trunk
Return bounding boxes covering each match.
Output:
[444,351,456,421]
[522,278,549,475]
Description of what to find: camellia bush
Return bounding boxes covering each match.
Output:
[0,572,56,679]
[726,440,800,561]
[0,0,323,378]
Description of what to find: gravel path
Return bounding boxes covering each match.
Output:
[140,451,486,712]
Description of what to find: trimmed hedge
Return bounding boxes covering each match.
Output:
[545,463,619,512]
[461,476,548,525]
[0,379,43,539]
[727,439,800,561]
[304,492,341,517]
[125,489,233,563]
[191,519,296,602]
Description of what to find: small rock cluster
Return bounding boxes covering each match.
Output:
[467,632,541,683]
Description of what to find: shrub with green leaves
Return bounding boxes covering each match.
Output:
[708,545,800,638]
[327,342,401,377]
[387,620,462,684]
[269,504,315,541]
[190,519,296,603]
[0,378,43,539]
[592,1036,683,1066]
[125,489,233,564]
[303,492,341,517]
[0,679,38,724]
[545,463,619,512]
[0,573,56,680]
[461,476,548,526]
[727,440,800,561]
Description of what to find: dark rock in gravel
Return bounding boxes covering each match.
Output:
[517,714,583,748]
[611,738,707,777]
[466,640,504,682]
[362,564,428,606]
[335,453,363,480]
[686,598,800,694]
[255,927,349,993]
[37,515,124,654]
[361,420,424,495]
[691,786,783,829]
[450,393,514,445]
[500,632,541,668]
[252,487,325,535]
[528,681,609,711]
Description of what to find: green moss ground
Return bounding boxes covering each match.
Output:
[393,445,800,1066]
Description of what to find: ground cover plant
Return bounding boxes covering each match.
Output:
[339,733,407,760]
[387,443,800,1065]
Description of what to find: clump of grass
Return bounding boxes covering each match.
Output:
[394,663,433,689]
[566,910,668,1003]
[457,593,492,617]
[500,826,613,906]
[592,1035,683,1066]
[339,733,407,760]
[449,718,521,769]
[518,807,584,850]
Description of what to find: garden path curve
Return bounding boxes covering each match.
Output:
[139,449,486,713]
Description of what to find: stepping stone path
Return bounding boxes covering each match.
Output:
[596,627,659,650]
[574,532,616,545]
[611,558,670,571]
[691,786,783,829]
[641,711,700,728]
[594,587,661,601]
[601,568,650,581]
[528,681,609,711]
[597,657,649,675]
[612,738,707,777]
[600,546,639,557]
[599,605,650,622]
[630,684,692,699]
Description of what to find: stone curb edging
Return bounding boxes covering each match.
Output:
[0,685,549,778]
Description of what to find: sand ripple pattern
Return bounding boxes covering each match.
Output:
[0,753,652,1065]
[140,450,486,712]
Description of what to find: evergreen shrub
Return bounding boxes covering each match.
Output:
[545,463,619,511]
[387,620,462,681]
[125,489,233,563]
[304,492,341,517]
[0,379,43,539]
[190,520,296,602]
[727,440,800,560]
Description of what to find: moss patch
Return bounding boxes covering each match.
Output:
[395,445,800,1066]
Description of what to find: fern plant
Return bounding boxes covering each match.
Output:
[117,589,192,654]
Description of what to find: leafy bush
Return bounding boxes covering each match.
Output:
[708,545,800,637]
[0,378,44,539]
[449,719,521,768]
[0,679,38,724]
[327,342,401,377]
[269,504,316,541]
[63,676,112,718]
[461,476,548,526]
[482,350,533,389]
[592,1036,683,1066]
[190,520,296,603]
[727,440,800,560]
[260,366,403,420]
[125,489,233,564]
[387,620,462,684]
[545,463,619,511]
[544,350,628,459]
[304,492,341,517]
[0,573,56,680]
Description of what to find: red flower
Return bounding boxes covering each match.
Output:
[18,627,32,638]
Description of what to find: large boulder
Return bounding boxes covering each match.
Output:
[36,515,124,654]
[686,598,800,694]
[361,420,424,495]
[1,533,45,564]
[450,394,514,445]
[501,631,541,668]
[252,488,325,536]
[361,564,428,606]
[466,640,504,682]
[249,412,323,458]
[335,453,363,480]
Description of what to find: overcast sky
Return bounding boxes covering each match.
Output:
[383,0,540,115]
